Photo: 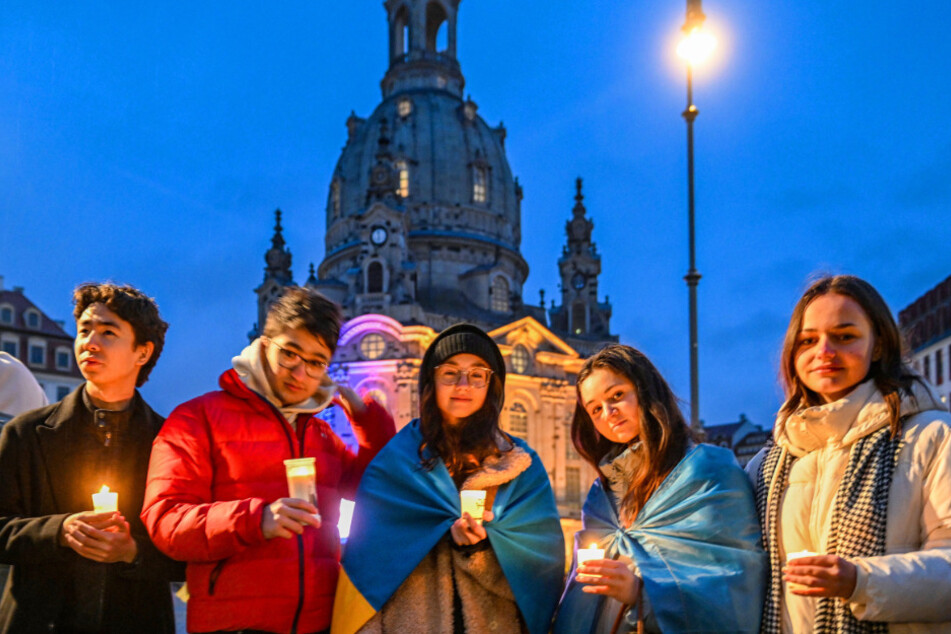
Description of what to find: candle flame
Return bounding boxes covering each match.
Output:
[98,485,110,494]
[588,543,597,549]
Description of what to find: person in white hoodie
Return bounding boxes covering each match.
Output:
[142,287,395,634]
[749,275,951,634]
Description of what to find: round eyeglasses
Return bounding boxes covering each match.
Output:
[266,339,329,378]
[434,365,493,388]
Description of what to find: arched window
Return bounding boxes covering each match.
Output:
[425,2,448,53]
[0,305,13,325]
[511,345,530,374]
[393,5,410,59]
[395,160,410,198]
[397,97,413,118]
[55,346,71,371]
[365,388,389,410]
[360,333,386,360]
[508,403,528,440]
[491,276,509,313]
[572,303,586,335]
[331,178,341,219]
[25,309,41,329]
[566,466,581,509]
[28,339,45,367]
[367,261,384,293]
[473,165,488,203]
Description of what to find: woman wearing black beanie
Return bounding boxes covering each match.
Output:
[334,324,565,634]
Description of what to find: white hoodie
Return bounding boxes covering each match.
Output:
[230,338,336,429]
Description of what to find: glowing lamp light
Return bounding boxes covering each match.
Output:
[677,27,717,66]
[92,485,118,513]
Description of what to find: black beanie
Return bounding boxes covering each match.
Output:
[420,324,506,391]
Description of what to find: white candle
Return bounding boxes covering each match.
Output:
[92,485,118,513]
[284,458,320,521]
[576,543,605,582]
[785,550,818,592]
[460,490,486,524]
[786,550,817,563]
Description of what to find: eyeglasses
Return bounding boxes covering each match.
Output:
[266,339,329,378]
[434,365,493,388]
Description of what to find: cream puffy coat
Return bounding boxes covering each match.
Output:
[750,380,951,633]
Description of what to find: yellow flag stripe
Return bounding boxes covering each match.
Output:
[330,568,377,634]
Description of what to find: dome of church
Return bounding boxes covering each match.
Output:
[257,0,614,348]
[326,90,520,254]
[314,0,531,328]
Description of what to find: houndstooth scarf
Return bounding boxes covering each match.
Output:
[755,426,903,634]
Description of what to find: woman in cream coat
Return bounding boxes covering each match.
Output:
[749,275,951,633]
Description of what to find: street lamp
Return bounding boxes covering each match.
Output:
[677,0,716,430]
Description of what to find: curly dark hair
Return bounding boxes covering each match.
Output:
[262,287,343,354]
[571,344,692,525]
[72,282,168,387]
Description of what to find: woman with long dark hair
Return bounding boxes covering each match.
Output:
[750,275,951,633]
[554,344,766,633]
[333,324,564,634]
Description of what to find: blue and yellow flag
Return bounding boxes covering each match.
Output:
[332,420,564,634]
[553,444,767,633]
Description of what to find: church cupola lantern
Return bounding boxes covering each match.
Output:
[382,0,464,98]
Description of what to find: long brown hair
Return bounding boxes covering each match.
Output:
[779,275,920,436]
[571,344,691,525]
[418,369,508,483]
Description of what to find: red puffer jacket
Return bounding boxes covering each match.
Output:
[141,369,395,634]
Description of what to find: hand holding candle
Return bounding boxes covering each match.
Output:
[576,543,605,582]
[783,550,817,591]
[783,551,857,598]
[283,458,321,522]
[460,490,486,524]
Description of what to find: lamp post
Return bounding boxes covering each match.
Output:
[677,0,715,430]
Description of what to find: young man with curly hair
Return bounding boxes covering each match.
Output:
[0,282,181,633]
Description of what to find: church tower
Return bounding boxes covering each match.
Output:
[310,0,544,332]
[549,179,616,355]
[251,209,294,338]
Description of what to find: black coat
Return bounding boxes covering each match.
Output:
[0,385,181,633]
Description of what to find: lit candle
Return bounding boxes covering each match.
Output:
[576,543,605,582]
[460,490,486,524]
[92,485,118,513]
[785,550,818,592]
[284,458,321,521]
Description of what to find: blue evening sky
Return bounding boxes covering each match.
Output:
[2,1,949,428]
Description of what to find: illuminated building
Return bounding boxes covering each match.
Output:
[900,274,951,408]
[250,0,618,519]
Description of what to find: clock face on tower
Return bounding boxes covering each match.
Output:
[372,166,389,184]
[571,272,586,291]
[370,226,388,246]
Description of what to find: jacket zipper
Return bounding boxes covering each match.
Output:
[245,399,310,633]
[289,415,311,634]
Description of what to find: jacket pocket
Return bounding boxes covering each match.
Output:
[208,559,228,596]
